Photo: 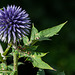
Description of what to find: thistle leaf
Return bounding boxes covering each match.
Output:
[31,52,48,57]
[38,21,67,38]
[30,24,39,41]
[30,52,55,70]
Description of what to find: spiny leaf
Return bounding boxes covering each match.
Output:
[30,22,67,45]
[31,52,48,57]
[30,54,55,70]
[38,21,67,38]
[30,24,39,41]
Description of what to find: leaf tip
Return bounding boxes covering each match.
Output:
[50,67,56,71]
[64,21,68,24]
[60,21,68,27]
[53,68,57,71]
[32,23,34,27]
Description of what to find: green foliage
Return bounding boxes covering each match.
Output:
[31,52,48,57]
[38,21,67,38]
[0,63,12,75]
[30,52,54,70]
[10,71,16,75]
[0,63,7,70]
[0,22,66,75]
[7,64,13,71]
[22,22,66,70]
[30,24,39,41]
[7,62,23,71]
[29,21,67,45]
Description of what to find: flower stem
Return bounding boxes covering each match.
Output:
[13,52,18,75]
[13,44,18,75]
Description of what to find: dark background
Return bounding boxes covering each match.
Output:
[0,0,75,75]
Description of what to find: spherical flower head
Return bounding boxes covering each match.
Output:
[0,5,31,43]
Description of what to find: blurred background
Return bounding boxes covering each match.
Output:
[0,0,75,75]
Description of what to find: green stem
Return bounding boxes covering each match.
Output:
[13,52,18,75]
[13,44,18,75]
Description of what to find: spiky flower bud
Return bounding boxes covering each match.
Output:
[0,5,31,43]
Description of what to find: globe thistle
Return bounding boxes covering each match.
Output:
[0,5,31,43]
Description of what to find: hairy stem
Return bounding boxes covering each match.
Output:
[13,44,18,75]
[13,52,18,75]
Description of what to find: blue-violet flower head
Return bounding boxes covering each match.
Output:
[0,5,31,43]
